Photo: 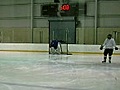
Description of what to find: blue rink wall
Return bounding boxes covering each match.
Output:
[0,43,120,55]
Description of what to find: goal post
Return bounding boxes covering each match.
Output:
[60,28,72,55]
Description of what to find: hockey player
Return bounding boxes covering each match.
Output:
[49,40,61,54]
[100,34,118,63]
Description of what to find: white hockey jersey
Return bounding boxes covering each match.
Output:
[103,38,116,49]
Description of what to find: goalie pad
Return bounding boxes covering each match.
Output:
[50,40,61,54]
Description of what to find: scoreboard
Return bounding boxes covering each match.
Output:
[41,3,79,17]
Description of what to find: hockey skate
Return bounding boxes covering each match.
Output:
[109,60,111,63]
[102,60,106,63]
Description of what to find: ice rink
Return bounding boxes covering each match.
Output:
[0,51,120,90]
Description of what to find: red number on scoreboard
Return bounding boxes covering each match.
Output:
[61,4,70,11]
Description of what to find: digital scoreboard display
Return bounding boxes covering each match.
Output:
[41,3,79,17]
[60,3,79,16]
[60,4,70,11]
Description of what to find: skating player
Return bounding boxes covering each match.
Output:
[100,34,118,63]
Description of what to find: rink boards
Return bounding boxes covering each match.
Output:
[0,43,120,55]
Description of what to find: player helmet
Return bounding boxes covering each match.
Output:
[107,34,112,39]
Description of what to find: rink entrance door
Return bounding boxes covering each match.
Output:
[49,17,76,44]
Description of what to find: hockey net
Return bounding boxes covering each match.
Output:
[49,27,72,55]
[49,40,71,55]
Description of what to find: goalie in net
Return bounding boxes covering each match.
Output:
[49,39,67,54]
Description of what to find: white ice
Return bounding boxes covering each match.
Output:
[0,52,120,90]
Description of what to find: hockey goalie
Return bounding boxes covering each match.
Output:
[49,40,62,54]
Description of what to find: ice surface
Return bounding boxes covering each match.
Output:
[0,52,120,90]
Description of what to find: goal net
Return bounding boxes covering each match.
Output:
[49,39,70,55]
[49,30,71,55]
